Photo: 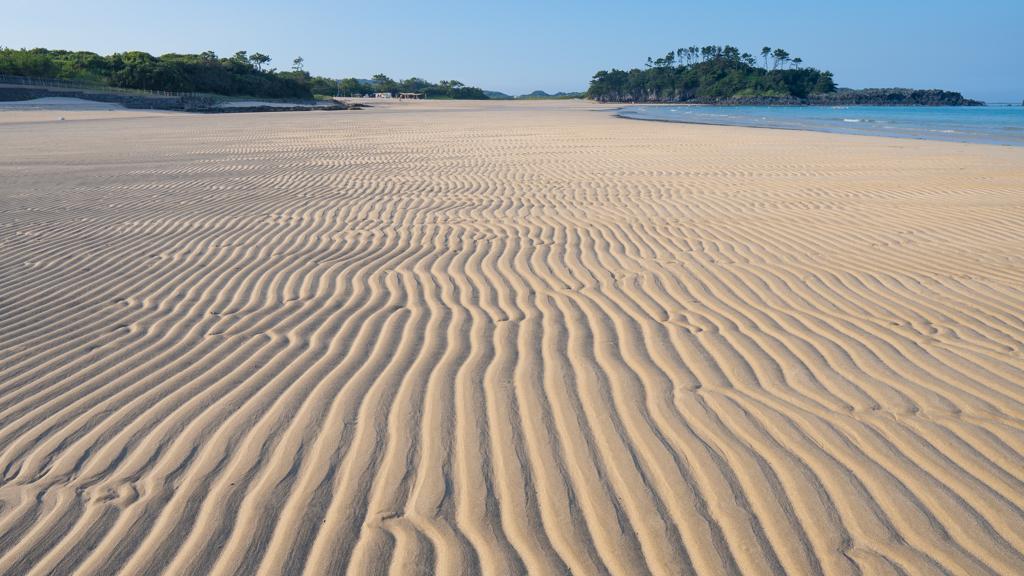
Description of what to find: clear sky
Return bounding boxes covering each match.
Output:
[5,0,1022,102]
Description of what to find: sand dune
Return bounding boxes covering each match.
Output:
[1,100,1022,575]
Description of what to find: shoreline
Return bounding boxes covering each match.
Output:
[614,104,1024,147]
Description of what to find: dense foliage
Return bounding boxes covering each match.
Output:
[0,48,490,100]
[0,48,314,99]
[808,88,982,106]
[316,74,489,99]
[587,45,836,102]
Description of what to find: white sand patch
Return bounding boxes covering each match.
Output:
[0,96,126,111]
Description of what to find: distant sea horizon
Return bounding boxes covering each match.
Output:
[617,104,1024,146]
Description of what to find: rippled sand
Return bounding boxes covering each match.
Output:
[1,100,1023,575]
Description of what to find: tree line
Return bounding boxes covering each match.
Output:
[325,74,488,99]
[588,44,836,102]
[0,48,490,101]
[0,48,315,99]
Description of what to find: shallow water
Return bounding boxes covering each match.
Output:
[618,104,1024,146]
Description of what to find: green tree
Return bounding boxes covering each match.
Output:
[337,77,364,96]
[371,73,397,94]
[249,52,271,71]
[813,71,836,93]
[771,48,790,70]
[761,46,771,69]
[292,56,304,71]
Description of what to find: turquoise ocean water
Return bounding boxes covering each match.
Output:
[617,105,1024,146]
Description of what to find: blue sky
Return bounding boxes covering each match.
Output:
[4,0,1021,101]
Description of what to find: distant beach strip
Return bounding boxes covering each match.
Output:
[618,105,1024,146]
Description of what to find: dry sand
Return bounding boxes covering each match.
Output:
[0,97,175,125]
[1,100,1023,575]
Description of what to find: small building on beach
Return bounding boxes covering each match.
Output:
[398,92,425,100]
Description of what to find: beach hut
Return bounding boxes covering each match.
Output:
[398,92,425,100]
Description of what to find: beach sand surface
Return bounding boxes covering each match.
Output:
[0,97,177,125]
[1,100,1023,575]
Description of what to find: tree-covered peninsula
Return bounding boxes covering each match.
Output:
[587,45,981,105]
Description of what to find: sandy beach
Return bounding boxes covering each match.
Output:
[1,99,1023,575]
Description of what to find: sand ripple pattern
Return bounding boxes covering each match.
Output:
[1,102,1023,575]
